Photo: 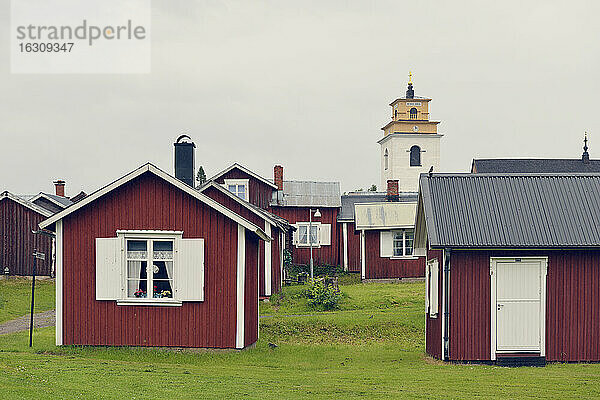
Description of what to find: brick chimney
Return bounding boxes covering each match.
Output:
[274,165,284,190]
[54,180,66,197]
[386,180,399,202]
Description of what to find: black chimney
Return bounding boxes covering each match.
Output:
[174,134,196,186]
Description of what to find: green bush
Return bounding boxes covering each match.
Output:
[304,279,342,310]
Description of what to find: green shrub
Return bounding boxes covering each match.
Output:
[304,279,342,310]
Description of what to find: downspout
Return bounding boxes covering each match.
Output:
[443,248,451,360]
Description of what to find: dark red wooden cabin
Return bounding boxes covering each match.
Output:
[417,173,600,363]
[40,164,268,349]
[0,192,54,276]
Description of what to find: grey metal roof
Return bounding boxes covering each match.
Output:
[416,173,600,248]
[472,158,600,173]
[42,193,73,207]
[272,181,341,207]
[339,191,417,221]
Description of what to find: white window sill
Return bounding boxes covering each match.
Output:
[295,244,322,248]
[117,299,183,307]
[389,256,419,260]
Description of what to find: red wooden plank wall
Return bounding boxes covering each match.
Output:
[61,172,258,348]
[363,231,424,279]
[448,251,491,361]
[215,169,274,209]
[425,248,443,359]
[342,223,361,273]
[271,231,282,294]
[0,198,52,276]
[269,206,340,266]
[245,233,259,347]
[546,250,600,362]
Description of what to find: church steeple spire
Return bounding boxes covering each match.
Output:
[583,132,590,164]
[406,71,414,99]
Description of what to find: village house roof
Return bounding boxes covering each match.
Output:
[471,158,600,173]
[0,191,54,217]
[208,163,278,189]
[198,181,292,232]
[39,163,270,241]
[415,173,600,249]
[271,180,341,208]
[339,191,418,221]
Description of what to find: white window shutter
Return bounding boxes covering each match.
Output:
[429,259,439,317]
[292,224,299,245]
[379,231,393,257]
[319,224,331,246]
[425,262,430,313]
[177,238,205,302]
[96,237,122,300]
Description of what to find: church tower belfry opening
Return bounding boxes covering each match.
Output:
[378,73,443,192]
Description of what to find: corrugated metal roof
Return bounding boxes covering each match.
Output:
[472,158,600,173]
[273,181,341,207]
[355,202,417,230]
[339,192,417,221]
[417,173,600,248]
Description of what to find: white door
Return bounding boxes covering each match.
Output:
[495,260,543,352]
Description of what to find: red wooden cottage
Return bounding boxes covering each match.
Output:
[0,191,54,276]
[269,166,341,268]
[199,181,291,297]
[339,180,424,280]
[416,173,600,364]
[40,162,269,349]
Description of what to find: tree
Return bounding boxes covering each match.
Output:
[195,166,206,189]
[368,184,377,192]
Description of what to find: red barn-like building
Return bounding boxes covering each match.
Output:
[40,163,269,349]
[416,173,600,364]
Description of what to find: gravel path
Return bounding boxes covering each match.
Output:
[0,310,56,335]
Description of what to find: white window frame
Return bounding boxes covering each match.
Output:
[391,229,414,258]
[224,179,249,201]
[295,222,321,248]
[117,230,183,306]
[426,258,439,318]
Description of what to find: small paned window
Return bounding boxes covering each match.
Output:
[409,107,418,119]
[392,229,414,257]
[384,149,389,170]
[126,239,174,299]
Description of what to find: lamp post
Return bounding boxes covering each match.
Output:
[309,208,321,280]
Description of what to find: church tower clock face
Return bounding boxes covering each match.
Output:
[378,73,443,193]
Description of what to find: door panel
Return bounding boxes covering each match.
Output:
[496,261,541,352]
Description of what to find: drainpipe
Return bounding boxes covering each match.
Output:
[443,248,451,360]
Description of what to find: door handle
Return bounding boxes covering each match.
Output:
[497,304,504,310]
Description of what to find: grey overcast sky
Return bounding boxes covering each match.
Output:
[1,0,599,195]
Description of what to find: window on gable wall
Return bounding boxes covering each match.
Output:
[224,179,249,201]
[96,231,205,305]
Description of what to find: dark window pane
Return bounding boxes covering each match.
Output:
[127,240,147,251]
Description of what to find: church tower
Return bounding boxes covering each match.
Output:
[379,74,443,192]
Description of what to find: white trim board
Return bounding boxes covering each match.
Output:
[490,256,548,360]
[55,220,63,345]
[208,163,278,190]
[264,222,272,296]
[39,163,270,242]
[236,224,246,349]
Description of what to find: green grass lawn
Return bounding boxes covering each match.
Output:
[0,278,55,323]
[1,278,599,399]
